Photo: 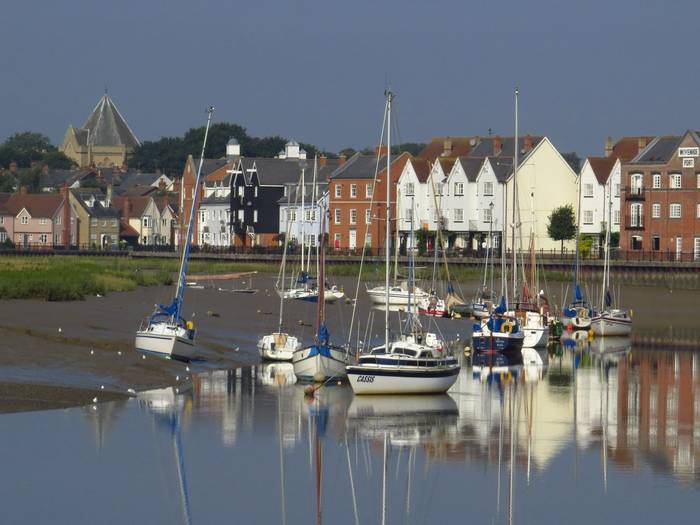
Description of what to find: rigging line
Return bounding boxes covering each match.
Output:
[346,96,389,349]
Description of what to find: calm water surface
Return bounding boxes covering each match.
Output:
[1,341,698,524]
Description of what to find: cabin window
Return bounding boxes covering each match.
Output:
[371,347,386,355]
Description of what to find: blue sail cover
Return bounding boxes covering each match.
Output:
[605,290,613,308]
[297,271,310,284]
[575,285,583,301]
[447,282,455,294]
[493,296,507,314]
[317,322,329,345]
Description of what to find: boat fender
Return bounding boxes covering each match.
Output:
[501,322,513,334]
[186,321,194,330]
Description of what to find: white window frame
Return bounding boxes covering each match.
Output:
[404,208,413,222]
[335,185,342,198]
[404,182,414,196]
[670,203,681,218]
[453,208,464,222]
[583,210,593,224]
[652,203,660,218]
[483,207,492,223]
[583,184,594,198]
[333,233,341,248]
[613,210,620,225]
[670,174,682,189]
[483,181,494,196]
[365,209,371,224]
[454,182,464,196]
[365,184,373,198]
[143,216,151,228]
[652,173,661,189]
[334,208,341,224]
[20,215,28,225]
[253,210,258,223]
[350,184,357,198]
[364,233,372,247]
[349,209,357,225]
[697,203,700,219]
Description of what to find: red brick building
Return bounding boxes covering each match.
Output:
[620,131,700,260]
[328,149,410,253]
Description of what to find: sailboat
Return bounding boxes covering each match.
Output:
[562,164,593,330]
[591,177,632,336]
[292,205,353,382]
[135,107,214,360]
[259,186,302,361]
[347,91,460,395]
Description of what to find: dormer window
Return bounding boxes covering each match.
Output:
[20,215,28,225]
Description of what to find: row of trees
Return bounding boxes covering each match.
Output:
[0,132,75,170]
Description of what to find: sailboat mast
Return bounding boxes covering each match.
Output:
[511,88,519,302]
[384,91,393,352]
[174,106,214,321]
[316,205,326,337]
[301,166,306,273]
[278,186,292,332]
[574,161,582,289]
[311,155,319,282]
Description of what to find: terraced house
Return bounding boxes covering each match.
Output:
[69,187,120,248]
[620,131,700,260]
[0,189,76,247]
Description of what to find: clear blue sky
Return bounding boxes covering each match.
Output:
[2,0,698,158]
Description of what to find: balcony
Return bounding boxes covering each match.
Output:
[625,186,645,201]
[624,215,644,230]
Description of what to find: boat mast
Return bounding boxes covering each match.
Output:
[316,204,327,339]
[574,161,582,291]
[174,106,214,321]
[311,155,319,283]
[301,165,306,274]
[600,179,612,310]
[278,186,293,332]
[384,90,393,351]
[511,88,519,303]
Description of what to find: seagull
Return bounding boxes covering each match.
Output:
[92,397,98,403]
[90,349,94,355]
[58,328,62,333]
[175,375,180,381]
[117,351,122,356]
[186,366,190,372]
[127,388,136,396]
[100,385,104,390]
[142,355,146,360]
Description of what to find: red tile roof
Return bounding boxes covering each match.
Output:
[2,194,63,218]
[611,137,654,161]
[119,219,140,238]
[417,137,476,162]
[588,157,617,185]
[376,152,412,185]
[113,196,151,218]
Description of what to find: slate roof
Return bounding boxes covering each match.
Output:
[201,195,230,205]
[456,157,486,182]
[39,169,85,189]
[3,194,63,218]
[80,95,140,148]
[198,158,230,178]
[277,182,329,204]
[629,135,683,164]
[587,157,617,185]
[490,159,514,183]
[329,153,389,180]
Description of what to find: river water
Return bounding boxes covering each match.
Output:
[1,341,698,524]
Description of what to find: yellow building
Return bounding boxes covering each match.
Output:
[60,94,140,168]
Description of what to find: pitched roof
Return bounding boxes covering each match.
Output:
[330,153,387,180]
[112,196,151,218]
[277,182,329,204]
[81,94,140,148]
[467,136,544,159]
[630,136,682,164]
[39,169,85,189]
[490,158,514,183]
[417,137,475,161]
[456,157,485,182]
[71,190,119,218]
[376,152,412,186]
[3,194,63,218]
[409,158,431,182]
[610,136,655,161]
[587,157,617,185]
[119,219,140,238]
[0,192,12,212]
[437,158,456,176]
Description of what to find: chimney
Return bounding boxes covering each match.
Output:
[443,138,453,157]
[19,186,27,195]
[375,144,388,156]
[60,185,71,247]
[338,153,347,166]
[106,184,113,207]
[638,137,647,153]
[605,136,613,157]
[493,135,503,156]
[319,154,327,167]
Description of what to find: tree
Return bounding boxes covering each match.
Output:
[0,131,57,168]
[547,204,576,253]
[18,164,43,193]
[392,142,426,156]
[40,151,76,169]
[562,152,581,173]
[0,172,16,192]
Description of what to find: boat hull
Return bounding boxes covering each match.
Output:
[471,332,524,353]
[591,314,632,336]
[562,315,592,330]
[522,326,549,348]
[257,333,301,361]
[135,331,195,360]
[346,365,460,395]
[292,344,350,382]
[367,289,429,306]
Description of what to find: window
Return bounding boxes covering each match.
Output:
[653,236,660,251]
[254,186,258,197]
[0,232,6,242]
[0,217,3,225]
[334,209,341,224]
[453,208,464,222]
[670,174,682,189]
[404,208,413,222]
[364,184,373,198]
[365,233,372,247]
[143,216,151,228]
[39,218,48,225]
[90,218,97,226]
[613,210,620,225]
[365,209,371,224]
[55,216,61,225]
[335,185,342,198]
[454,182,464,196]
[695,237,700,261]
[697,203,700,218]
[583,210,593,224]
[237,209,243,221]
[483,181,494,196]
[653,174,661,189]
[630,203,643,227]
[305,209,312,221]
[631,235,643,250]
[350,209,357,224]
[483,207,492,223]
[20,215,28,225]
[583,184,594,198]
[162,218,167,227]
[630,173,643,195]
[39,234,48,243]
[253,210,258,223]
[615,183,620,197]
[436,183,445,196]
[404,182,414,196]
[697,173,700,188]
[670,203,681,218]
[652,203,661,218]
[350,184,357,198]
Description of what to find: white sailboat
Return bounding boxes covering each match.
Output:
[591,176,632,337]
[135,107,214,360]
[292,204,353,382]
[259,186,302,361]
[347,91,460,395]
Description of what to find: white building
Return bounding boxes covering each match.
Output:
[579,157,621,247]
[198,174,232,247]
[278,183,329,247]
